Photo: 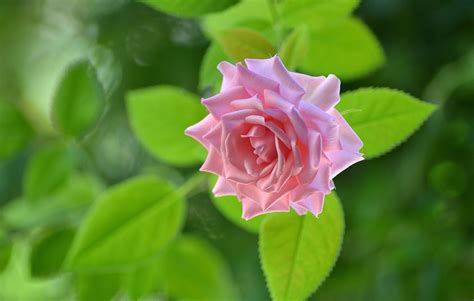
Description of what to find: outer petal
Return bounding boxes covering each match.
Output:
[184,114,218,149]
[329,108,364,153]
[246,56,305,103]
[291,72,341,111]
[200,146,224,175]
[235,63,279,98]
[291,191,325,217]
[212,176,236,196]
[202,86,250,118]
[218,61,238,91]
[326,150,363,178]
[241,198,265,220]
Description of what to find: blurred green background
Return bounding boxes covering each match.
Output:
[0,0,473,300]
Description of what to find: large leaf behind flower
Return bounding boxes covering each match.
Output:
[339,88,437,158]
[141,0,239,17]
[260,193,344,301]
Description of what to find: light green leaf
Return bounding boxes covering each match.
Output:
[122,257,162,300]
[23,144,75,203]
[209,175,265,234]
[218,28,277,63]
[280,0,359,26]
[140,0,239,17]
[259,193,344,301]
[0,101,34,158]
[157,235,238,301]
[302,17,385,81]
[30,227,75,278]
[3,173,103,230]
[0,241,71,300]
[202,0,271,39]
[338,88,437,158]
[279,27,310,71]
[66,175,185,271]
[200,42,228,94]
[127,86,207,166]
[51,60,104,138]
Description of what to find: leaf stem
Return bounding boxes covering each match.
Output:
[267,0,283,47]
[178,172,208,198]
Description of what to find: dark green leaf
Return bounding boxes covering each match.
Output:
[0,101,34,158]
[51,60,104,138]
[23,144,75,203]
[30,227,75,278]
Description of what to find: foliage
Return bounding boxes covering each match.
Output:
[0,0,468,300]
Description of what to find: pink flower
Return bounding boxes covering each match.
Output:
[186,56,363,219]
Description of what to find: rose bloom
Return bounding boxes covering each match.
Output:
[186,56,363,219]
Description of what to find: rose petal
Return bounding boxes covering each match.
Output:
[213,176,236,196]
[202,86,250,118]
[185,114,218,149]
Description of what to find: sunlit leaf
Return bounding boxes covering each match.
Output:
[30,227,75,278]
[51,61,104,138]
[209,175,265,234]
[202,0,271,39]
[279,26,310,71]
[141,0,239,17]
[23,144,75,203]
[0,101,34,159]
[302,17,385,81]
[200,42,228,94]
[280,0,359,26]
[338,88,437,158]
[66,175,185,271]
[218,28,276,63]
[260,193,344,301]
[127,86,207,166]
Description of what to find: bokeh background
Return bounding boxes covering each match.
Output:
[0,0,473,300]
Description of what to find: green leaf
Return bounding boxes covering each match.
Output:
[66,175,185,271]
[3,173,103,230]
[75,272,120,301]
[338,88,437,158]
[0,241,71,300]
[200,42,228,94]
[51,60,104,138]
[0,101,34,158]
[140,0,239,17]
[302,17,385,81]
[202,0,272,39]
[279,27,310,71]
[157,235,238,301]
[0,241,12,273]
[127,86,207,166]
[23,144,75,203]
[30,227,75,278]
[218,28,276,63]
[122,257,162,300]
[280,0,359,26]
[209,175,265,234]
[259,193,344,301]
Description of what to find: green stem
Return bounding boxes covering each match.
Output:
[178,172,209,198]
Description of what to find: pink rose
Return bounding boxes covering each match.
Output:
[186,56,363,219]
